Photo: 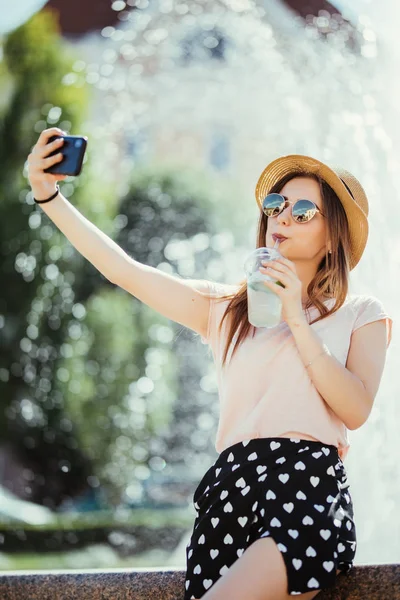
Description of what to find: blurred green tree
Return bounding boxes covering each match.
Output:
[0,9,229,510]
[0,9,96,508]
[60,165,225,506]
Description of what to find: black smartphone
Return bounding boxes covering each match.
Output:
[44,135,88,176]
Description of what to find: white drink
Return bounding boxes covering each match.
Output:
[244,247,283,328]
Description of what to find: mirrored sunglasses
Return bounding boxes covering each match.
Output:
[262,193,325,223]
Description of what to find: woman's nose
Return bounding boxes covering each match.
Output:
[276,203,292,224]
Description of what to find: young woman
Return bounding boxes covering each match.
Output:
[27,128,392,600]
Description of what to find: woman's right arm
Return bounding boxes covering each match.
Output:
[27,127,211,339]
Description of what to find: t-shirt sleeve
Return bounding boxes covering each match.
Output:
[352,295,393,348]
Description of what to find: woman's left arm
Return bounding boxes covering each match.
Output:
[261,257,388,430]
[287,316,387,430]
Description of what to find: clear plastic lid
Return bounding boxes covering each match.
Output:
[244,245,282,276]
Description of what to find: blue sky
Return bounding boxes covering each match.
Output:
[0,0,48,35]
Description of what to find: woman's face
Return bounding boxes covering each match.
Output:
[265,176,330,264]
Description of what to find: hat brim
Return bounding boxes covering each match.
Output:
[255,155,369,270]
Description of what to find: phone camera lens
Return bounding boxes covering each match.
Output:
[75,140,82,148]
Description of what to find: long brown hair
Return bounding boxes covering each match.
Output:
[205,172,352,368]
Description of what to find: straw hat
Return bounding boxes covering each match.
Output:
[255,155,369,270]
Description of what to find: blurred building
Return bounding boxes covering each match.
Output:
[39,0,363,191]
[46,0,135,36]
[46,0,352,38]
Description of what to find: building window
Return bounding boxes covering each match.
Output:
[180,27,228,64]
[209,132,230,171]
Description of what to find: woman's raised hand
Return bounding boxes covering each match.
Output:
[27,127,69,201]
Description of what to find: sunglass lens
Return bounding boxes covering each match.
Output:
[262,194,285,217]
[292,199,317,223]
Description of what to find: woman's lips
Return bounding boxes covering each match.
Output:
[272,235,288,243]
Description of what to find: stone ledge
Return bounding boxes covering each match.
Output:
[0,565,399,599]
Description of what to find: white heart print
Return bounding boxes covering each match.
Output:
[310,476,320,487]
[210,549,219,559]
[334,518,342,528]
[232,464,240,471]
[194,564,201,574]
[307,577,320,589]
[296,490,307,500]
[306,546,317,557]
[203,579,213,590]
[219,565,229,576]
[266,490,276,500]
[292,558,302,570]
[241,485,251,496]
[238,516,248,527]
[235,477,246,487]
[258,474,267,482]
[303,515,314,525]
[276,456,286,464]
[320,529,331,540]
[215,468,221,477]
[227,452,234,462]
[235,477,246,488]
[288,529,299,539]
[278,473,290,484]
[294,461,306,470]
[237,548,244,557]
[283,502,294,513]
[224,533,233,544]
[321,447,330,456]
[256,465,267,474]
[277,542,287,552]
[224,502,233,513]
[248,452,258,461]
[185,580,190,590]
[314,504,325,513]
[198,534,205,544]
[211,517,219,528]
[270,441,281,451]
[323,561,334,572]
[312,451,322,459]
[270,517,281,527]
[220,490,229,500]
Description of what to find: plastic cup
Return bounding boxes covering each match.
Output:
[244,246,283,328]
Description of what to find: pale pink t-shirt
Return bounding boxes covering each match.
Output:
[200,282,392,461]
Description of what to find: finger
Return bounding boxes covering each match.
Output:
[261,267,290,286]
[263,279,285,295]
[261,263,292,279]
[34,136,64,158]
[41,152,64,169]
[36,127,66,148]
[274,256,297,274]
[261,261,288,274]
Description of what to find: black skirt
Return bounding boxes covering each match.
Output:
[184,437,356,599]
